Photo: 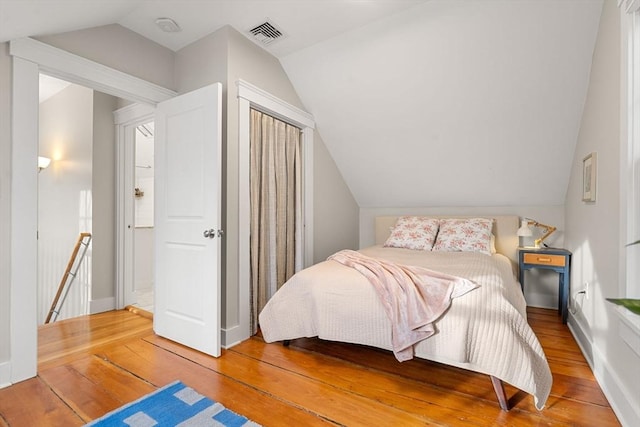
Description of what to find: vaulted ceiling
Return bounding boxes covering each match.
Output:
[280,1,603,207]
[1,0,603,208]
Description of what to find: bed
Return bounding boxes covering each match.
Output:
[258,215,552,411]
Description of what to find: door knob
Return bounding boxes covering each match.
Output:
[203,229,215,238]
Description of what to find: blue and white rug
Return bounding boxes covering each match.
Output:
[85,381,261,426]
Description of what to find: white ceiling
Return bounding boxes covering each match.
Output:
[39,74,71,103]
[3,0,604,209]
[0,0,428,56]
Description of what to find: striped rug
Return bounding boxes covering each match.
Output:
[85,381,260,426]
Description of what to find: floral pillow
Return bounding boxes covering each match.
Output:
[432,218,494,255]
[384,216,440,250]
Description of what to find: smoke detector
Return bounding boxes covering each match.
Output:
[155,17,181,33]
[247,20,285,46]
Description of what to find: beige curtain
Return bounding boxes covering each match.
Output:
[250,109,302,334]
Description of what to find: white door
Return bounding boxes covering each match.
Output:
[153,83,222,357]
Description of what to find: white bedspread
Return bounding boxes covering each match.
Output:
[259,246,552,410]
[328,249,478,362]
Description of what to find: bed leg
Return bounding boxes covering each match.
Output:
[490,376,509,411]
[282,340,290,347]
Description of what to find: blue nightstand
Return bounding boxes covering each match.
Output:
[518,247,572,324]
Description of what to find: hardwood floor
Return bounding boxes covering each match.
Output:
[0,307,620,426]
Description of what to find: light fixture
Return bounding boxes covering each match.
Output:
[38,156,51,172]
[517,218,556,248]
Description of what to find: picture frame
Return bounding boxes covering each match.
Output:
[582,152,597,202]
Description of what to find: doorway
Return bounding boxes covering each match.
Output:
[9,38,176,383]
[236,79,315,345]
[248,108,303,334]
[113,104,155,311]
[132,121,155,313]
[36,74,122,325]
[37,75,93,324]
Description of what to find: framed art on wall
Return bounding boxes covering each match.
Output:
[582,152,597,202]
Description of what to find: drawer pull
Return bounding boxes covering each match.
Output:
[538,257,551,262]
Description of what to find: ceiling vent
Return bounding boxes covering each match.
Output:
[248,21,284,46]
[155,17,181,33]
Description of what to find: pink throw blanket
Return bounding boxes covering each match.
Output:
[328,250,478,361]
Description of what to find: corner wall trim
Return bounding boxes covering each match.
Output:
[237,79,314,129]
[236,79,315,346]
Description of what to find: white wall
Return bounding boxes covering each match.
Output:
[564,1,639,425]
[313,134,360,261]
[134,228,154,292]
[0,42,11,385]
[38,84,93,324]
[37,24,176,91]
[92,91,118,303]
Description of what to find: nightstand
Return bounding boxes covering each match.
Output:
[518,247,572,324]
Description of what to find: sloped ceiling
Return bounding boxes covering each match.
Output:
[2,1,603,209]
[280,1,603,208]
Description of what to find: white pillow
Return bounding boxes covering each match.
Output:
[432,218,494,255]
[384,216,440,250]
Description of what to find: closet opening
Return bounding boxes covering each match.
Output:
[249,108,303,333]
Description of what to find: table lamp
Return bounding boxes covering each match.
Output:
[517,218,556,248]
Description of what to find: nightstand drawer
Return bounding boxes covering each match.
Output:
[523,253,566,267]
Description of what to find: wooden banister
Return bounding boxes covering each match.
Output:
[45,232,92,324]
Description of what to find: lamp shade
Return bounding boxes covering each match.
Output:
[38,156,51,170]
[517,220,533,237]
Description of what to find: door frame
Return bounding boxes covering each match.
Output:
[8,37,175,383]
[235,79,315,345]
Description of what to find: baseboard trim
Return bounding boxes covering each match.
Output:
[567,315,593,365]
[89,297,116,314]
[0,361,11,389]
[568,313,639,426]
[221,324,247,349]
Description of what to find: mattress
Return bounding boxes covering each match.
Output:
[259,245,553,410]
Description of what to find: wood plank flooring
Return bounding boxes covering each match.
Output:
[0,307,620,426]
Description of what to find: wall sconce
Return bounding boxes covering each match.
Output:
[38,156,51,172]
[517,218,557,248]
